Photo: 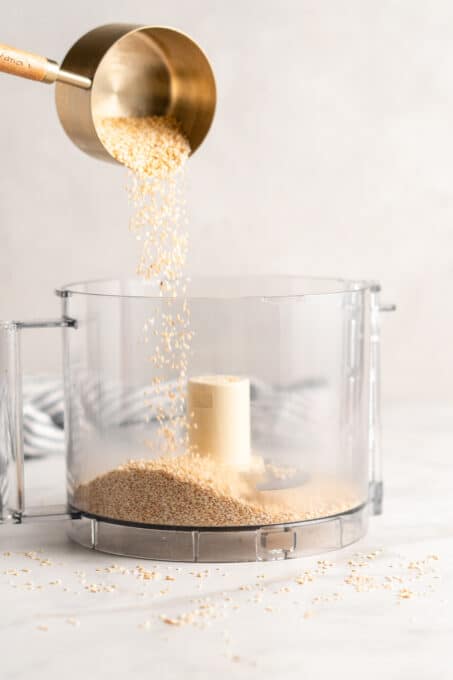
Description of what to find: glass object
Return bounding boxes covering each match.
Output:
[0,277,392,561]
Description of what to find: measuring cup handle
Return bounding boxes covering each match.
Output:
[0,43,59,84]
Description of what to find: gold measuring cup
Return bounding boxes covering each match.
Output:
[0,24,216,162]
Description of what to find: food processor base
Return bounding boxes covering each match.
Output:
[67,504,369,563]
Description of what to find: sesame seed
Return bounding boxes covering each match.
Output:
[66,618,80,627]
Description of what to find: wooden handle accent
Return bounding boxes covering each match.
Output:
[0,43,55,83]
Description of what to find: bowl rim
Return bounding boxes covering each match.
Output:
[55,275,380,301]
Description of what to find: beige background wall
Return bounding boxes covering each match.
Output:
[1,0,452,402]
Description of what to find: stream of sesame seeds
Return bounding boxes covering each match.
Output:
[97,115,192,460]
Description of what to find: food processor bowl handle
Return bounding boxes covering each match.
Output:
[0,43,91,88]
[368,286,396,516]
[0,318,79,525]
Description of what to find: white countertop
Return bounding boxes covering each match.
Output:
[1,402,452,680]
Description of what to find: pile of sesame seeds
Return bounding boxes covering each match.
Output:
[73,454,361,526]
